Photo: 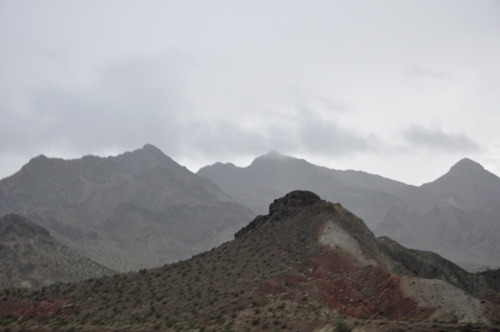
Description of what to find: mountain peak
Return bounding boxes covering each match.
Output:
[235,190,322,238]
[250,151,293,168]
[120,144,186,173]
[269,190,321,213]
[265,150,283,157]
[27,154,50,165]
[135,144,165,156]
[450,158,485,173]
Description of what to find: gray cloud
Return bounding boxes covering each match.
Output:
[186,103,376,162]
[0,52,374,168]
[0,54,190,157]
[402,125,480,153]
[404,65,450,81]
[295,105,372,155]
[1,1,499,184]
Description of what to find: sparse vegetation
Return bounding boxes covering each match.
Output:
[0,191,497,332]
[334,318,351,332]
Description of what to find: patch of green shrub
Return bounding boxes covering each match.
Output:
[334,318,351,332]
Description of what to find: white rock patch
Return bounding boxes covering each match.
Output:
[400,276,491,324]
[319,220,377,267]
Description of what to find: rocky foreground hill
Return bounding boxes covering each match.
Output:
[0,214,114,289]
[199,152,500,271]
[0,144,254,272]
[1,191,499,332]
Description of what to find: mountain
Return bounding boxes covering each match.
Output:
[392,158,500,214]
[199,153,500,271]
[376,159,500,271]
[0,214,114,289]
[198,151,410,228]
[0,144,254,272]
[423,158,500,207]
[0,191,498,331]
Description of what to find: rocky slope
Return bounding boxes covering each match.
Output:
[199,153,500,271]
[376,205,500,271]
[0,191,498,332]
[0,214,114,289]
[0,145,254,272]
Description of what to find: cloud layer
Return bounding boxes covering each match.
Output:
[0,1,499,184]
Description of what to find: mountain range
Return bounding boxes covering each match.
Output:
[2,144,499,285]
[0,144,253,272]
[1,191,499,331]
[198,152,500,271]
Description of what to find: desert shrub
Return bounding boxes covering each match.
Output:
[55,318,68,326]
[334,318,350,332]
[92,318,105,326]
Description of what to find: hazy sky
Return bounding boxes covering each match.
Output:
[1,1,499,185]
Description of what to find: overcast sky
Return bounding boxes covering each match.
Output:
[1,1,499,185]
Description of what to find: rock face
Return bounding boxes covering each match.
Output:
[0,214,114,289]
[0,145,254,272]
[1,191,498,331]
[199,153,500,271]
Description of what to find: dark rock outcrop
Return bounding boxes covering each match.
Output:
[235,191,321,238]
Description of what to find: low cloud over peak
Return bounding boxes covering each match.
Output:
[402,125,480,153]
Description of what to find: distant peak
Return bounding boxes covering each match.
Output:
[141,144,162,153]
[30,154,48,162]
[266,150,283,157]
[25,154,51,168]
[252,150,290,165]
[128,144,167,158]
[450,158,484,173]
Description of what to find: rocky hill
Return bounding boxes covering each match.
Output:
[1,191,498,332]
[199,153,500,271]
[0,214,114,289]
[0,145,254,272]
